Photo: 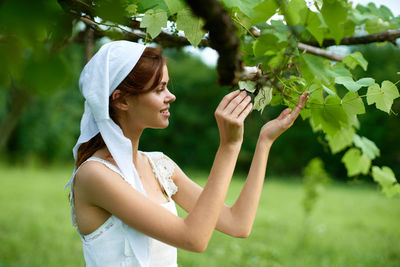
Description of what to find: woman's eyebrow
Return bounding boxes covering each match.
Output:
[160,80,169,86]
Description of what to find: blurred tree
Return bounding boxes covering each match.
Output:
[1,0,400,195]
[0,0,76,152]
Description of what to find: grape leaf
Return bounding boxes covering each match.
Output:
[357,77,375,87]
[327,63,352,78]
[253,85,273,113]
[335,76,374,93]
[306,12,327,46]
[251,0,278,24]
[372,166,399,197]
[322,84,336,96]
[353,134,380,160]
[238,80,256,93]
[311,95,349,136]
[321,0,346,44]
[140,9,168,38]
[341,148,371,176]
[326,126,355,154]
[367,81,400,113]
[137,0,168,13]
[176,8,205,47]
[164,0,185,14]
[223,0,262,18]
[125,4,137,15]
[365,16,391,34]
[342,92,365,117]
[286,0,308,25]
[300,54,330,85]
[253,33,280,56]
[343,52,368,71]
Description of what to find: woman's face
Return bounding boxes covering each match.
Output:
[126,64,176,130]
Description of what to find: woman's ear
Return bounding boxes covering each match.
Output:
[111,89,129,111]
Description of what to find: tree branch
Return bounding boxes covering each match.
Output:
[184,0,242,85]
[297,43,344,61]
[59,0,400,84]
[250,27,344,62]
[304,30,400,47]
[58,0,94,18]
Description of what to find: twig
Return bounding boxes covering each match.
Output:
[297,43,344,61]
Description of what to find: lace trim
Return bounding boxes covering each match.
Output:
[144,152,178,198]
[82,216,115,242]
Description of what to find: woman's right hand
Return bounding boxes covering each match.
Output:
[214,90,253,147]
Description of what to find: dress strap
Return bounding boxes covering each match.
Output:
[142,152,178,199]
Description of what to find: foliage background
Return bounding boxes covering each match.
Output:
[0,0,399,266]
[1,41,399,180]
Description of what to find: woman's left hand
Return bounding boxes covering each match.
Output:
[259,92,309,146]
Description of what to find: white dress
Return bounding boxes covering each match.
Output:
[68,151,179,267]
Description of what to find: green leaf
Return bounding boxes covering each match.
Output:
[238,80,257,93]
[342,92,365,118]
[137,0,168,13]
[311,95,349,136]
[251,0,278,24]
[223,0,262,18]
[176,8,206,47]
[286,0,308,25]
[335,76,374,93]
[365,16,391,34]
[300,54,330,85]
[357,77,375,87]
[253,85,273,113]
[326,126,355,154]
[321,0,347,44]
[253,33,280,56]
[341,148,371,176]
[306,12,327,46]
[335,77,359,92]
[164,0,185,14]
[343,52,368,71]
[322,84,336,96]
[140,9,168,38]
[125,4,137,15]
[270,93,283,106]
[372,166,399,197]
[353,135,380,160]
[367,81,400,113]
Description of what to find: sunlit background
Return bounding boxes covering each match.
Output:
[0,0,399,266]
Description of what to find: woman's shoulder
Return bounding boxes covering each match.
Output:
[74,157,123,187]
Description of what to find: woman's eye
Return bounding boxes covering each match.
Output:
[156,88,164,93]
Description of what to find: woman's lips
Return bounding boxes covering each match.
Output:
[160,109,170,117]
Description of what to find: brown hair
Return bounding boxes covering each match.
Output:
[75,46,165,167]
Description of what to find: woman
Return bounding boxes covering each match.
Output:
[66,40,308,267]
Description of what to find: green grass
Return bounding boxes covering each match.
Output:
[0,165,399,267]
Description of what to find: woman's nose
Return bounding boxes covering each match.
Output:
[167,90,176,103]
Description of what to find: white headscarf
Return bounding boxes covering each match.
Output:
[65,40,151,266]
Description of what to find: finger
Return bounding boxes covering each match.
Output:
[216,90,241,111]
[238,101,253,121]
[277,108,291,120]
[225,90,248,114]
[287,92,309,121]
[232,95,252,117]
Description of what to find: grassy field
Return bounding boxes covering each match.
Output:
[0,165,399,267]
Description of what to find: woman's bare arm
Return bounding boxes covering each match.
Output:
[74,90,253,252]
[172,92,309,238]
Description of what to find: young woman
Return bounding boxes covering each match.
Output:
[66,40,308,267]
